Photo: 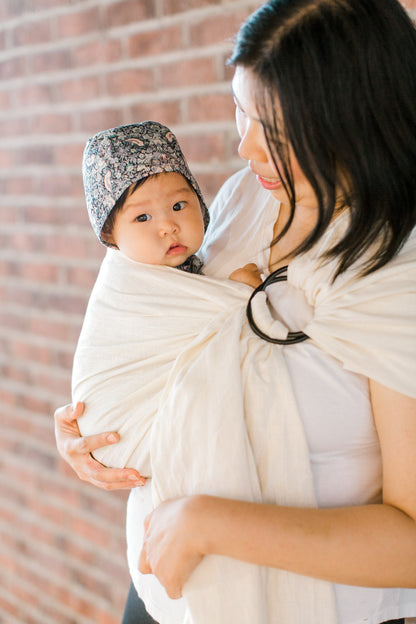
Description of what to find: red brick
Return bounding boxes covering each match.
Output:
[127,26,183,58]
[57,75,101,102]
[4,176,35,195]
[30,370,72,397]
[180,132,228,168]
[34,173,83,198]
[0,205,19,224]
[106,67,154,96]
[0,90,10,110]
[55,348,77,370]
[0,56,26,80]
[23,204,68,225]
[0,4,273,624]
[53,142,84,166]
[79,107,124,134]
[102,0,156,29]
[11,340,53,366]
[162,0,222,13]
[22,202,88,228]
[25,0,64,8]
[55,7,99,38]
[30,49,72,74]
[37,291,88,316]
[69,516,111,547]
[44,233,91,259]
[0,0,25,20]
[160,56,217,88]
[189,10,250,46]
[188,91,235,121]
[17,261,59,283]
[130,100,181,126]
[17,146,55,166]
[13,19,51,46]
[0,387,17,406]
[30,112,72,135]
[65,265,100,289]
[73,39,122,67]
[0,117,29,137]
[14,83,53,108]
[1,363,29,385]
[179,131,226,163]
[0,149,14,167]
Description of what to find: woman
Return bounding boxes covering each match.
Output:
[55,0,416,622]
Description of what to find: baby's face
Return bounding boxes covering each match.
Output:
[107,172,205,266]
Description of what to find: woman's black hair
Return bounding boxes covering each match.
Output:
[229,0,416,276]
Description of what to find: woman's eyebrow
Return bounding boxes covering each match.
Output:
[230,84,243,108]
[230,84,263,124]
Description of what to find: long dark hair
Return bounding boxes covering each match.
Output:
[229,0,416,276]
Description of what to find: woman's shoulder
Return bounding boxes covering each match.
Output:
[289,215,416,293]
[201,167,278,276]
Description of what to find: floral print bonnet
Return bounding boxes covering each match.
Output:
[82,121,210,248]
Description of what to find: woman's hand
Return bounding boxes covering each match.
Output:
[229,263,262,288]
[139,497,205,598]
[54,402,145,490]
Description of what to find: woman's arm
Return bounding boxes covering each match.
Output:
[54,402,145,490]
[139,383,416,598]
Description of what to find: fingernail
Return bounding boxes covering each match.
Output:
[129,475,145,485]
[107,433,118,443]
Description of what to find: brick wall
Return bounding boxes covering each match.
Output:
[0,1,263,622]
[0,1,415,623]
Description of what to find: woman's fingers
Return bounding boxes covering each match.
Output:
[138,542,152,575]
[138,499,204,598]
[54,402,145,489]
[78,458,145,490]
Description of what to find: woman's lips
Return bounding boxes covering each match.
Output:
[256,174,283,191]
[167,243,187,256]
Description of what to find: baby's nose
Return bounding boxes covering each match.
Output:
[159,219,178,236]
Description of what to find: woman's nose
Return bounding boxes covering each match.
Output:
[238,121,268,164]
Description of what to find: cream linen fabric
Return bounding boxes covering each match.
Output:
[288,212,416,399]
[72,248,337,624]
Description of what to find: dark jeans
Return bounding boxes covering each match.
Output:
[121,582,159,624]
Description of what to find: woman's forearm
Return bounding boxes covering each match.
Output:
[197,495,416,588]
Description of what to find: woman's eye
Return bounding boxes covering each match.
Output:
[233,99,247,118]
[135,214,151,222]
[173,201,186,212]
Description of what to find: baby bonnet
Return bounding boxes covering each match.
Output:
[82,121,209,246]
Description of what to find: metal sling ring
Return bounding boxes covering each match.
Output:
[246,265,309,345]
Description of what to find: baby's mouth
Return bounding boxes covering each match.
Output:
[167,243,187,256]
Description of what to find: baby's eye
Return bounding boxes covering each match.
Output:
[173,201,186,211]
[135,213,151,222]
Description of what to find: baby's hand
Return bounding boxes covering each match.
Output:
[229,263,262,288]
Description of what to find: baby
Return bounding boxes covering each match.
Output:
[74,120,262,473]
[83,120,261,285]
[72,121,314,624]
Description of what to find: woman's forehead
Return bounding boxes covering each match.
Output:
[231,66,284,128]
[231,67,259,114]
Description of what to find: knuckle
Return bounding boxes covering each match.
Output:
[77,437,90,454]
[54,403,71,422]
